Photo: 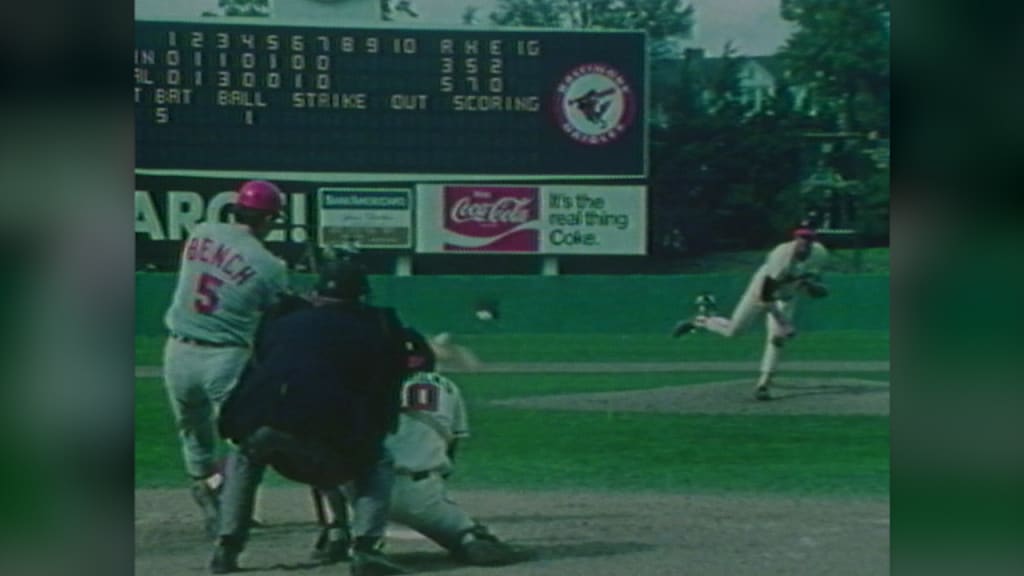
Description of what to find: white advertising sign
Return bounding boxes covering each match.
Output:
[318,188,412,249]
[416,184,646,255]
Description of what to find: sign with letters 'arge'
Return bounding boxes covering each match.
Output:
[415,184,647,255]
[136,174,318,269]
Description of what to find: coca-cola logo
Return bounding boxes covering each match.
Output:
[450,197,533,225]
[442,186,540,252]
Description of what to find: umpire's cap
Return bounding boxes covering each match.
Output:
[315,258,370,300]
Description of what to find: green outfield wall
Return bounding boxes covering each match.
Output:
[136,273,889,337]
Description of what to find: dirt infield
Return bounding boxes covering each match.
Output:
[135,487,888,576]
[136,363,889,574]
[494,376,890,416]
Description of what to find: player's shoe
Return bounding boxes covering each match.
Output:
[671,319,697,338]
[209,537,241,574]
[455,526,523,566]
[191,479,221,540]
[754,384,772,401]
[312,524,351,563]
[350,538,411,576]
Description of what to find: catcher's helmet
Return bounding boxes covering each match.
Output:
[315,258,370,301]
[236,180,284,213]
[403,327,436,373]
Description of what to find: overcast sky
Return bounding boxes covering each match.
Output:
[397,0,795,56]
[136,0,795,56]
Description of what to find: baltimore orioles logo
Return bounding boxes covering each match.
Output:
[568,88,617,128]
[554,63,635,146]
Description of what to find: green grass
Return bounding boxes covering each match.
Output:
[136,330,889,493]
[454,409,888,495]
[135,330,889,366]
[137,365,890,495]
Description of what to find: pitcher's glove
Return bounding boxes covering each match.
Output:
[800,280,829,299]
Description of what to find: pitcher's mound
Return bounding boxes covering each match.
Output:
[492,377,889,416]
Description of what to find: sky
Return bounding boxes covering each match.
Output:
[135,0,795,56]
[390,0,796,56]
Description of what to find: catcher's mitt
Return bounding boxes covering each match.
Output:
[801,281,829,299]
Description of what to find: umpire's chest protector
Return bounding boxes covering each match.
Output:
[219,303,406,451]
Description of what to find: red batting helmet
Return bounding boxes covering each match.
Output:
[236,180,284,213]
[793,227,817,239]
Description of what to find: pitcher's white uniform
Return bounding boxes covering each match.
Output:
[163,221,288,480]
[384,371,476,551]
[698,238,828,388]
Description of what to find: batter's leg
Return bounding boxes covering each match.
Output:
[211,447,266,573]
[163,340,219,479]
[204,347,251,415]
[164,378,217,480]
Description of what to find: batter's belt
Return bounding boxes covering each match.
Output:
[395,468,443,482]
[170,332,247,348]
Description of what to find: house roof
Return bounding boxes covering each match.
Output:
[651,52,788,92]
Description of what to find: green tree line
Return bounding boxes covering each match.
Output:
[488,0,890,254]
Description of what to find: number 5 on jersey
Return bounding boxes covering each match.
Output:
[195,272,225,314]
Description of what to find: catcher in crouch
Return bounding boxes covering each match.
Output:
[311,329,521,567]
[672,226,830,400]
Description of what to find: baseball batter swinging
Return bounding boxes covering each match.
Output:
[672,227,829,400]
[162,180,289,537]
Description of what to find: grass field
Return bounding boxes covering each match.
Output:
[135,330,889,366]
[135,331,889,497]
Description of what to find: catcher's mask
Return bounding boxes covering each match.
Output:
[403,328,436,373]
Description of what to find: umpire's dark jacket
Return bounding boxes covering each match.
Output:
[219,298,406,475]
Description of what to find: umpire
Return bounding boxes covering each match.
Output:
[210,258,408,575]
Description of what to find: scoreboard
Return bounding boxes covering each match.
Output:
[135,20,648,177]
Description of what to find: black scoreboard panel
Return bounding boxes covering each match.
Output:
[135,21,647,176]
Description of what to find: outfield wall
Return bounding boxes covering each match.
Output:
[136,274,889,336]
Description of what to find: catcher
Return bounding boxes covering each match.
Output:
[311,329,521,567]
[672,226,830,400]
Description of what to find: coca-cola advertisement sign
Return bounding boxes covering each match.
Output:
[417,183,646,255]
[442,186,540,252]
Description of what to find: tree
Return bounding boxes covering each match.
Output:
[490,0,567,28]
[649,42,816,253]
[491,1,695,44]
[779,0,890,134]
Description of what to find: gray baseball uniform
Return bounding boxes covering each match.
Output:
[384,370,474,551]
[698,239,828,386]
[163,221,288,479]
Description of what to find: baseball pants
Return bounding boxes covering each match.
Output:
[696,274,797,383]
[162,338,250,479]
[389,471,476,551]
